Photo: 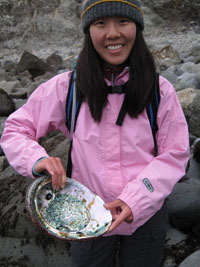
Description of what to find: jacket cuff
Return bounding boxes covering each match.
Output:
[32,157,48,177]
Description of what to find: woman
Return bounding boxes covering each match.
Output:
[0,0,189,266]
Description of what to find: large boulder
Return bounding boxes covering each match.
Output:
[0,88,15,116]
[179,250,200,267]
[17,51,51,79]
[167,178,200,229]
[0,80,21,95]
[177,88,200,137]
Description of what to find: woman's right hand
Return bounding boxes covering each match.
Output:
[34,157,66,190]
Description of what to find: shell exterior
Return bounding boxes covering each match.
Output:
[26,176,112,240]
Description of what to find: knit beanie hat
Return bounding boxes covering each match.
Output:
[81,0,144,33]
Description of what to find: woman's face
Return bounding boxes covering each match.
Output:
[90,16,136,67]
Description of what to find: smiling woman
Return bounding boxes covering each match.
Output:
[90,17,136,67]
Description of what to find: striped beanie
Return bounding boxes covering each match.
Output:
[81,0,144,33]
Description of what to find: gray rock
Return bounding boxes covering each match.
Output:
[0,156,9,172]
[167,178,200,228]
[177,88,200,137]
[0,116,6,136]
[165,227,187,247]
[142,0,176,8]
[180,43,200,64]
[0,68,7,81]
[187,138,200,179]
[152,44,180,64]
[0,237,71,267]
[13,98,27,110]
[142,0,200,22]
[0,165,19,180]
[0,147,4,157]
[46,53,63,72]
[143,6,166,30]
[0,0,61,41]
[179,250,200,267]
[162,257,176,267]
[179,62,200,76]
[189,134,197,146]
[9,88,27,99]
[3,60,18,74]
[0,88,15,116]
[158,58,180,72]
[187,156,200,180]
[176,73,200,90]
[183,56,197,63]
[0,175,37,238]
[161,66,179,84]
[17,51,52,79]
[16,70,33,87]
[0,80,21,94]
[192,138,200,164]
[0,0,82,64]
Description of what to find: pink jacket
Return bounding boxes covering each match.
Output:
[0,69,189,235]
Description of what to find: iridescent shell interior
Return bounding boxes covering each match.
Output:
[26,176,112,240]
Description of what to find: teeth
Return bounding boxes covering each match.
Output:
[107,44,123,50]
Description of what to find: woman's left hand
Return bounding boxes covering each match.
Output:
[104,199,133,233]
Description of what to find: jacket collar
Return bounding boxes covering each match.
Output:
[104,66,129,87]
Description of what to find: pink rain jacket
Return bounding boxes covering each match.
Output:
[0,68,189,236]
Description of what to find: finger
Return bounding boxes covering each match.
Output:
[108,213,125,233]
[107,207,132,233]
[53,173,66,189]
[104,199,121,210]
[38,157,65,190]
[49,158,66,189]
[53,157,66,189]
[111,213,119,221]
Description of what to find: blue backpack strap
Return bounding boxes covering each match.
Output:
[65,65,81,132]
[146,73,160,156]
[66,70,76,131]
[65,64,82,177]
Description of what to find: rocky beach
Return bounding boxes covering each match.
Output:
[0,0,200,266]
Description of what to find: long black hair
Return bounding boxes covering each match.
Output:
[76,26,156,122]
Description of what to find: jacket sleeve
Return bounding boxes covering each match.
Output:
[118,76,189,230]
[0,72,71,178]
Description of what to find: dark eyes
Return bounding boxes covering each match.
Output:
[120,19,130,24]
[95,21,105,25]
[94,18,130,26]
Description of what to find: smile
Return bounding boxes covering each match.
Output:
[106,44,123,50]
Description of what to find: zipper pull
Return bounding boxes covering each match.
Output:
[111,69,114,88]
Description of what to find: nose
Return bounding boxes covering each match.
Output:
[106,22,121,39]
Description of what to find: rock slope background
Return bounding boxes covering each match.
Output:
[0,0,200,266]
